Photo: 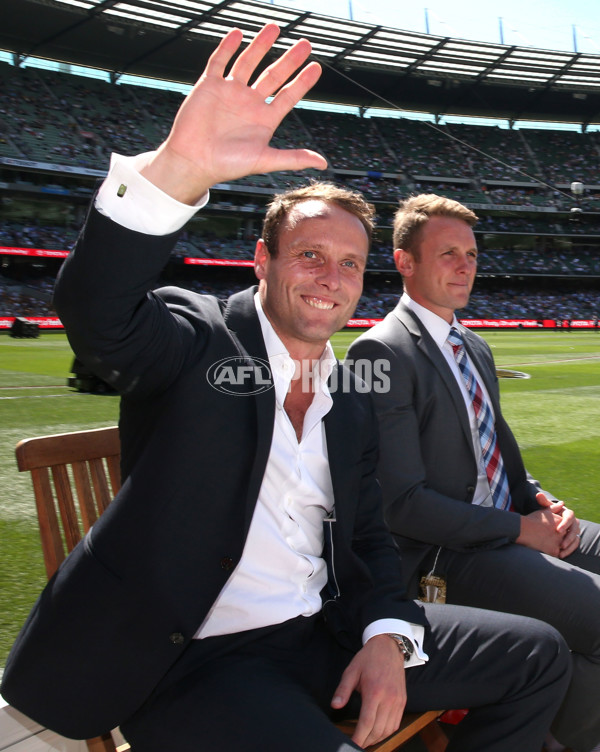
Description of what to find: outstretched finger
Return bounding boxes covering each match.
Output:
[253,37,314,99]
[268,60,323,121]
[204,27,245,78]
[228,23,281,84]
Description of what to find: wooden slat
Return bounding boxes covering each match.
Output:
[89,457,113,517]
[52,464,83,553]
[30,466,65,579]
[72,460,100,532]
[106,454,122,500]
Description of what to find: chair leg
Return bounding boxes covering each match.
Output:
[85,733,117,752]
[419,721,449,752]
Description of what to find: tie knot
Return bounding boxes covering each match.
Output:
[447,327,463,353]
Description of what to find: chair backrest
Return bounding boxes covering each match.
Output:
[15,426,122,752]
[15,425,121,580]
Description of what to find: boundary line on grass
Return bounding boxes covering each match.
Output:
[503,354,600,368]
[0,385,67,390]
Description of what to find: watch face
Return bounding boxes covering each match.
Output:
[401,636,414,656]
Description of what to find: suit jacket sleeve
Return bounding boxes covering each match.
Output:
[348,331,538,553]
[53,204,207,397]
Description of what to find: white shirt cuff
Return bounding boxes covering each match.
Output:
[363,618,429,669]
[95,151,209,236]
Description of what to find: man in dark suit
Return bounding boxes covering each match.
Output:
[348,193,600,752]
[1,30,570,752]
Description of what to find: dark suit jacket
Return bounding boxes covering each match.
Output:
[347,301,546,595]
[1,209,425,739]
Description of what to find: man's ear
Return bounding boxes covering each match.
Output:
[394,248,413,276]
[254,239,269,280]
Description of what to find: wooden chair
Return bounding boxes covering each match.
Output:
[15,426,448,752]
[16,426,121,752]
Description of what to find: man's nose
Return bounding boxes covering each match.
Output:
[456,253,475,272]
[317,260,341,289]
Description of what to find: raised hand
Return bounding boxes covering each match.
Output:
[142,23,327,204]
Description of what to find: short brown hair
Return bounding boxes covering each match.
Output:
[393,194,478,260]
[262,182,375,257]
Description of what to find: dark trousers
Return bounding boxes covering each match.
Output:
[121,603,570,752]
[440,517,600,751]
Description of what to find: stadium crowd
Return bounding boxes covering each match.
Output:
[3,220,600,273]
[1,60,600,196]
[1,58,599,325]
[2,270,600,323]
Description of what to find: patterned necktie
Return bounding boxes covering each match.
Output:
[447,327,512,511]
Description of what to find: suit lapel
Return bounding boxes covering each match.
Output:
[394,302,474,449]
[321,365,358,602]
[324,368,355,523]
[223,288,276,536]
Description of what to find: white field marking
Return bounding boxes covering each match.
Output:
[0,385,67,390]
[502,354,600,368]
[521,384,600,397]
[0,392,77,401]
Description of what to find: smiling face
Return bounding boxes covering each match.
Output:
[255,199,368,359]
[394,215,477,323]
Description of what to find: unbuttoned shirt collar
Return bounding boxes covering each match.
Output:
[254,292,336,434]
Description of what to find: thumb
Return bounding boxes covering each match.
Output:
[536,491,564,514]
[536,492,552,508]
[331,665,358,710]
[260,146,327,175]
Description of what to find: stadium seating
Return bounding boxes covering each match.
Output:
[1,58,599,323]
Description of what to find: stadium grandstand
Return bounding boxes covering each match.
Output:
[1,0,600,331]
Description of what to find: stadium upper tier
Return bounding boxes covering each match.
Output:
[0,60,599,204]
[1,0,600,125]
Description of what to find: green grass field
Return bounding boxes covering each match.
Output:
[1,329,600,667]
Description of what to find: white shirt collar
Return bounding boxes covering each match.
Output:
[253,292,336,404]
[401,292,460,348]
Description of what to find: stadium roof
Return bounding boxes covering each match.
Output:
[1,0,600,125]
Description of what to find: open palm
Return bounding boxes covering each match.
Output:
[144,24,327,203]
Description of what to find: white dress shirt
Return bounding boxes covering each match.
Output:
[402,293,495,507]
[196,297,337,636]
[93,151,428,664]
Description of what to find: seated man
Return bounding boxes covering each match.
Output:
[348,193,600,752]
[2,31,570,752]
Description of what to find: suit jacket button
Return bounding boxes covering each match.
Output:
[169,632,185,645]
[220,556,234,571]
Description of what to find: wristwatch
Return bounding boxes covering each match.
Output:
[386,633,415,662]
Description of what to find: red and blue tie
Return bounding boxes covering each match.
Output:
[447,327,512,511]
